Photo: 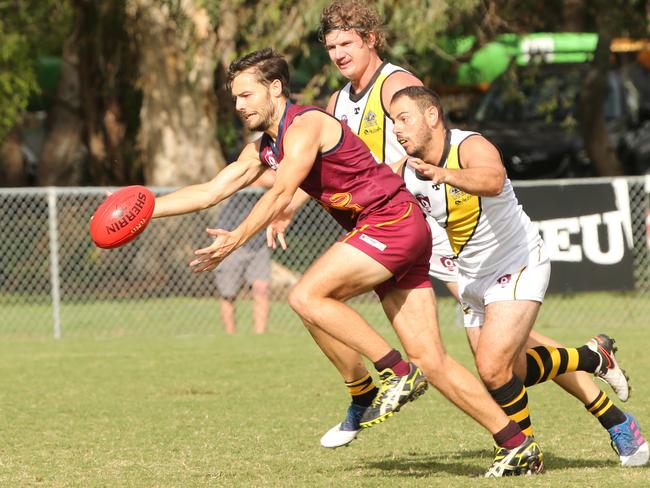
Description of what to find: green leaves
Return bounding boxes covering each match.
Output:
[0,2,72,145]
[0,19,36,143]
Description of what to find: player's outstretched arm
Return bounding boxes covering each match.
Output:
[190,112,325,272]
[152,142,266,219]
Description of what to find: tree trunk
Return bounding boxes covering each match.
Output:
[76,0,137,185]
[580,33,624,176]
[0,129,26,186]
[562,0,586,32]
[127,0,225,186]
[38,29,86,186]
[213,1,241,160]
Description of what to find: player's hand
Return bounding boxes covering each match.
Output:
[407,157,446,184]
[266,207,295,250]
[190,228,240,273]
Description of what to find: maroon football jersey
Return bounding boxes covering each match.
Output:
[259,102,414,230]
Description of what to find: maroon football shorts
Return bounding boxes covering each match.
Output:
[339,201,433,299]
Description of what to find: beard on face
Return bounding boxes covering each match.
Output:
[243,96,275,132]
[408,127,433,159]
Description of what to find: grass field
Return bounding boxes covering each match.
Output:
[0,322,649,487]
[1,291,648,338]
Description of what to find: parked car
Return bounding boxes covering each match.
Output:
[466,62,650,179]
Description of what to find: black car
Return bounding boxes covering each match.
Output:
[468,62,650,179]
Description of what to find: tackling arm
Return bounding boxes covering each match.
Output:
[408,136,506,197]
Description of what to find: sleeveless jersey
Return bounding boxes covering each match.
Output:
[332,62,453,258]
[259,102,414,231]
[333,62,406,164]
[403,129,541,277]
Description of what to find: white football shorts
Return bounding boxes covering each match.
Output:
[459,240,550,328]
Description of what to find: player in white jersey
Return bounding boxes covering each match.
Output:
[315,0,457,450]
[389,85,648,469]
[309,2,641,464]
[262,3,648,466]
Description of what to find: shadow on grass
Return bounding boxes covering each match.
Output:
[355,449,617,478]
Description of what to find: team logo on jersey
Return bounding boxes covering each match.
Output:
[353,107,360,115]
[449,186,472,205]
[261,147,279,170]
[496,273,512,287]
[415,194,431,211]
[440,256,457,272]
[361,110,381,135]
[364,111,377,126]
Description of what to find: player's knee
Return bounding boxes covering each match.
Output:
[288,285,314,320]
[409,352,446,381]
[252,281,269,296]
[475,352,509,388]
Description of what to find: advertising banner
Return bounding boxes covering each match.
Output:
[515,179,635,292]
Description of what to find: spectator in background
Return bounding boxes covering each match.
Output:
[214,169,275,334]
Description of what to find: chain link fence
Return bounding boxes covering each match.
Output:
[0,177,648,339]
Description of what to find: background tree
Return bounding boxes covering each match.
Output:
[2,0,649,185]
[0,18,32,186]
[0,2,72,185]
[126,0,225,185]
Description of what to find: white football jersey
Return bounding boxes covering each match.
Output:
[333,61,406,164]
[403,129,542,278]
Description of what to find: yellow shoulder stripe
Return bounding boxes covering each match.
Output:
[358,73,388,161]
[444,144,481,255]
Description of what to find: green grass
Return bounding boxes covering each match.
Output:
[0,324,649,486]
[0,295,462,338]
[1,291,648,338]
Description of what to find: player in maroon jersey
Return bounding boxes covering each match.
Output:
[151,48,541,476]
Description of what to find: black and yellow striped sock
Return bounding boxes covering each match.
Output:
[346,373,378,407]
[524,345,599,386]
[489,375,534,437]
[585,391,627,430]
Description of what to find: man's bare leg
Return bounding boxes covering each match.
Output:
[466,327,603,402]
[219,298,237,334]
[475,301,540,436]
[289,242,420,386]
[289,243,429,448]
[466,325,648,466]
[251,280,269,334]
[382,287,515,434]
[288,243,395,361]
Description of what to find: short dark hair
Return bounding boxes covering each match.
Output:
[318,0,387,53]
[392,86,445,124]
[227,48,291,97]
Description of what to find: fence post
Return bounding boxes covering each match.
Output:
[47,187,62,339]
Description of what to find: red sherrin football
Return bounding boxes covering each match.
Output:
[90,185,155,249]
